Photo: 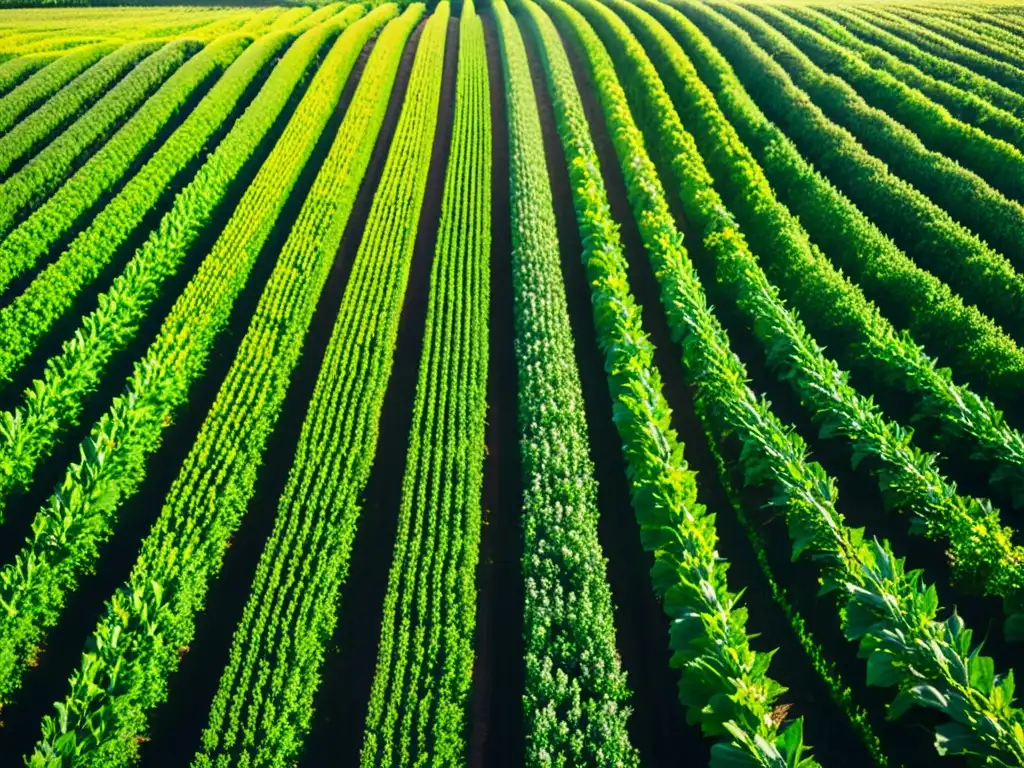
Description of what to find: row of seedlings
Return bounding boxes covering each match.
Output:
[779,5,1024,157]
[850,6,1022,94]
[817,6,1024,119]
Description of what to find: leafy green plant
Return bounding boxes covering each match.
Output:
[0,38,197,236]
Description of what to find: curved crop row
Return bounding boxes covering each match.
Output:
[917,7,1024,53]
[0,38,197,236]
[0,4,346,304]
[717,2,1024,264]
[0,51,59,97]
[783,5,1024,155]
[0,31,251,295]
[0,13,343,385]
[493,2,638,764]
[520,1,817,764]
[693,1,1024,336]
[0,6,375,711]
[818,6,1024,120]
[613,3,1024,633]
[0,9,364,525]
[630,0,1024,509]
[569,2,1024,761]
[26,8,403,766]
[965,8,1024,40]
[852,6,1024,95]
[0,42,162,176]
[0,40,118,136]
[643,1,1024,409]
[892,6,1024,72]
[195,6,443,765]
[748,4,1024,207]
[552,0,885,758]
[0,34,106,59]
[360,3,490,765]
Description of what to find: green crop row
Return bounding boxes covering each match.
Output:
[195,5,445,765]
[26,8,405,765]
[576,0,1024,762]
[746,3,1024,207]
[0,51,60,97]
[819,6,1024,120]
[0,6,369,716]
[621,0,1024,633]
[719,3,1024,277]
[891,5,1024,72]
[783,5,1024,156]
[0,38,196,236]
[361,2,491,765]
[632,0,1024,512]
[494,1,639,763]
[688,2,1024,345]
[0,40,119,136]
[851,6,1023,95]
[0,12,348,520]
[0,9,361,527]
[521,0,817,764]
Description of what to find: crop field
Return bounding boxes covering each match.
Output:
[2,0,1024,766]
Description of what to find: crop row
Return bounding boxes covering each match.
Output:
[635,0,1024,513]
[563,0,872,757]
[0,42,174,179]
[0,5,368,716]
[818,6,1024,120]
[626,0,1024,630]
[782,6,1024,157]
[0,38,197,236]
[851,6,1022,94]
[892,6,1024,71]
[690,3,1024,348]
[0,40,120,136]
[360,3,490,765]
[0,15,342,508]
[0,31,256,294]
[0,51,61,97]
[493,1,639,763]
[195,5,444,765]
[26,8,406,765]
[0,6,361,528]
[0,34,106,59]
[520,0,817,763]
[0,42,109,104]
[748,4,1024,207]
[575,0,1024,762]
[721,3,1024,279]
